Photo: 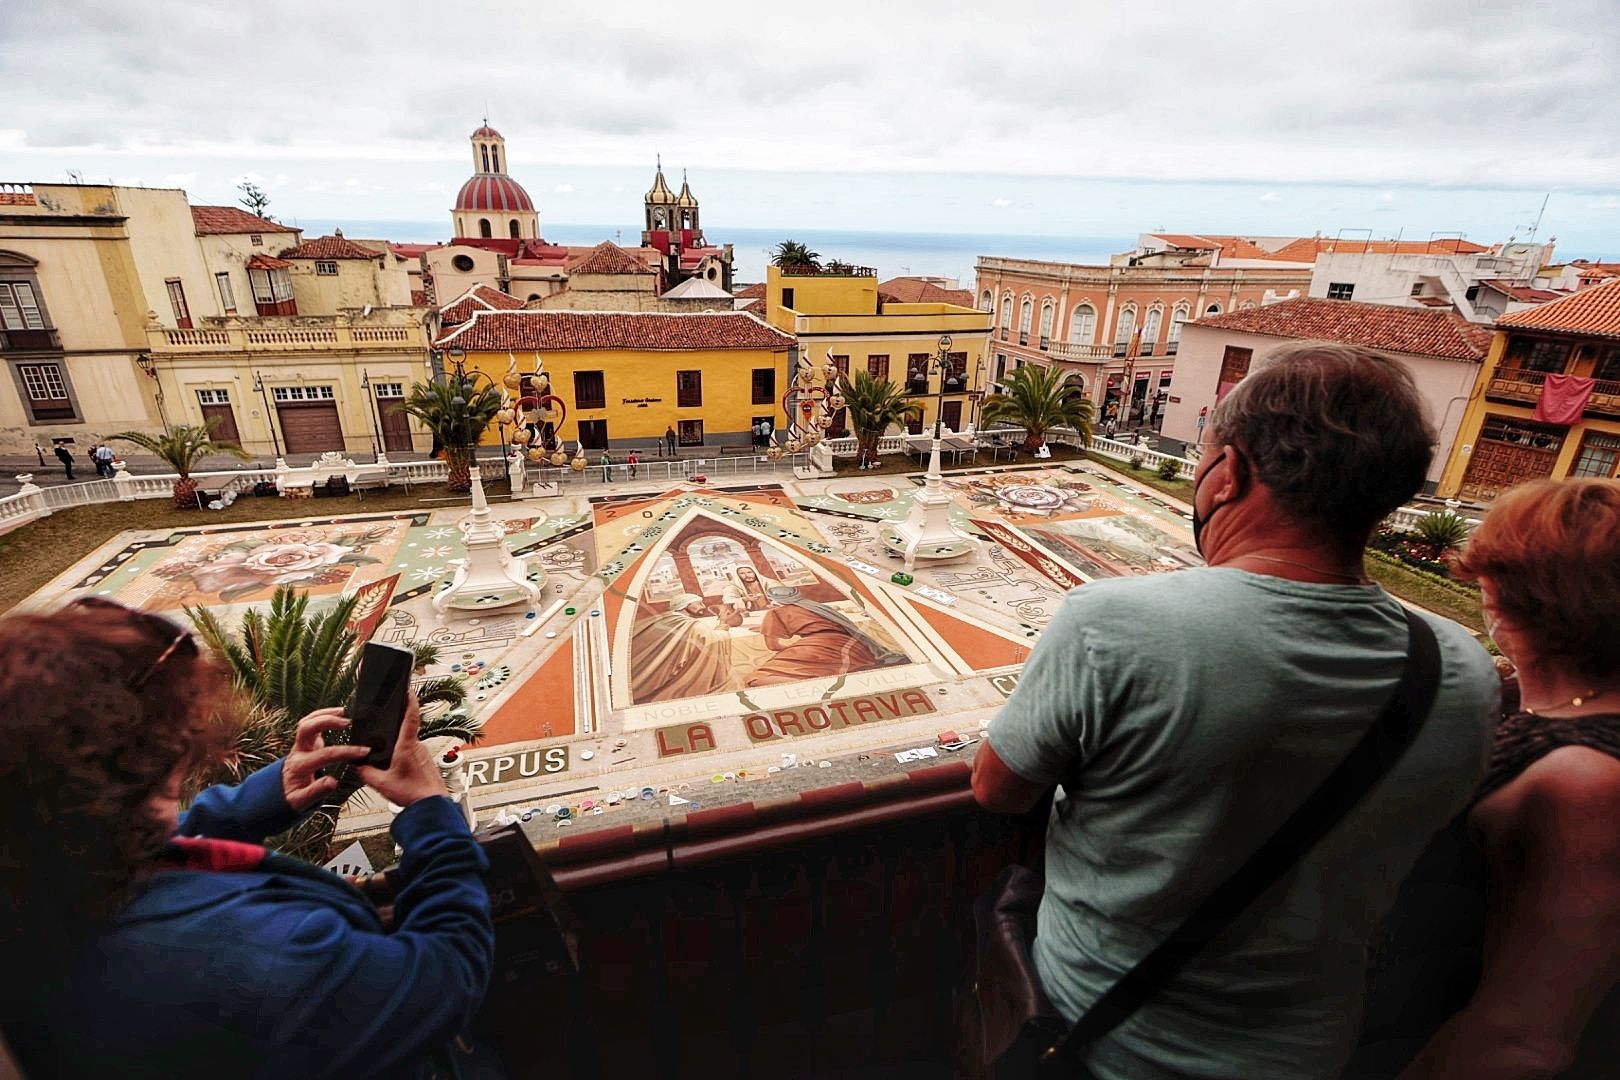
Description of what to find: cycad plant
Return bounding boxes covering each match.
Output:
[980,363,1094,453]
[397,376,501,492]
[841,369,922,468]
[189,586,480,861]
[1414,509,1473,561]
[112,419,249,508]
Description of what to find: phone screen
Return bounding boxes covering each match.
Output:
[349,642,414,770]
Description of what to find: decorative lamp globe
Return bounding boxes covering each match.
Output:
[550,449,569,466]
[495,407,514,425]
[510,427,530,446]
[502,371,523,391]
[766,446,784,461]
[528,448,545,463]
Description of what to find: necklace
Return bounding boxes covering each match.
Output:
[1523,689,1604,716]
[1233,553,1368,584]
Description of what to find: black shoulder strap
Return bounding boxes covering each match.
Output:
[1048,605,1443,1066]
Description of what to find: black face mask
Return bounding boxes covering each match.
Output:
[1190,450,1227,558]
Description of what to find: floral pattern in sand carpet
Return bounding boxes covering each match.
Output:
[142,522,410,607]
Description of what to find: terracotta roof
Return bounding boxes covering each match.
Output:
[454,173,534,213]
[743,298,766,318]
[435,310,795,352]
[245,253,291,270]
[1149,233,1222,251]
[879,276,976,308]
[278,233,383,261]
[734,282,766,299]
[1478,279,1567,304]
[190,205,297,235]
[1269,236,1489,262]
[410,289,428,307]
[1195,297,1492,361]
[440,283,526,325]
[389,242,438,258]
[566,241,656,276]
[471,124,502,139]
[1495,278,1620,341]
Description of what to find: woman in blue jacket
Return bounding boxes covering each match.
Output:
[0,598,495,1078]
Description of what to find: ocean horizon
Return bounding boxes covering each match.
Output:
[290,218,1134,287]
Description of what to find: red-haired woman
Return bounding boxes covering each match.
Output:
[1353,478,1620,1078]
[0,599,494,1078]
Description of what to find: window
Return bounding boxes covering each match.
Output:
[1410,282,1426,297]
[250,234,262,246]
[1205,303,1222,316]
[1326,282,1355,300]
[0,282,45,330]
[491,147,500,172]
[373,382,405,399]
[270,385,335,401]
[165,279,191,328]
[573,370,605,409]
[781,287,795,310]
[16,361,74,421]
[829,355,850,378]
[980,290,992,312]
[1068,304,1096,345]
[1571,432,1620,479]
[1038,301,1054,350]
[1018,298,1033,345]
[752,368,776,404]
[509,220,520,239]
[452,254,476,272]
[999,295,1013,338]
[315,261,338,276]
[1508,338,1572,374]
[479,219,492,238]
[866,354,889,381]
[1114,307,1136,356]
[677,370,702,408]
[481,145,490,172]
[1218,346,1253,388]
[1140,307,1162,356]
[250,267,293,304]
[214,272,236,314]
[678,419,704,446]
[196,388,230,405]
[1595,346,1620,383]
[1465,285,1481,302]
[906,353,930,392]
[943,352,968,388]
[1167,305,1189,354]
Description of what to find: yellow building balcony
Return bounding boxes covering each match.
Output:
[1487,366,1620,420]
[146,311,428,356]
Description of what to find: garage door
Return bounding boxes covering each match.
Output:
[277,402,344,454]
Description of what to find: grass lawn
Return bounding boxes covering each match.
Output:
[1098,461,1196,504]
[1365,551,1485,634]
[0,481,503,614]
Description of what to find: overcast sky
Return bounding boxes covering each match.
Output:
[2,0,1617,256]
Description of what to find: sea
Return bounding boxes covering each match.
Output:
[293,219,1132,288]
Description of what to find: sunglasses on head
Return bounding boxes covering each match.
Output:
[71,596,197,690]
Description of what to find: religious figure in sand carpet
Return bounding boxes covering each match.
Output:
[719,565,772,617]
[629,593,740,703]
[745,586,908,688]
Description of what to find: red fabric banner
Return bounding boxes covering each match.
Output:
[1533,374,1595,425]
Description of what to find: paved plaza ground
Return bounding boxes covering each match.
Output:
[22,461,1202,839]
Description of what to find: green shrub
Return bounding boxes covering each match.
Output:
[1156,457,1183,481]
[1414,509,1473,560]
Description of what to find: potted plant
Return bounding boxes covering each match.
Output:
[980,363,1094,454]
[397,376,502,493]
[841,370,921,469]
[112,419,249,509]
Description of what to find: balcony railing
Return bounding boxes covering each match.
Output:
[149,313,426,355]
[1487,366,1620,419]
[778,264,877,277]
[1046,341,1114,362]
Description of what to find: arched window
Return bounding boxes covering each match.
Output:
[1140,307,1163,356]
[980,290,992,312]
[1038,300,1055,349]
[1114,307,1136,356]
[527,294,541,301]
[999,295,1013,334]
[479,219,492,238]
[1168,305,1189,353]
[491,147,500,172]
[509,219,520,239]
[480,145,490,172]
[1069,304,1096,345]
[681,210,692,229]
[1018,297,1033,344]
[1205,302,1222,316]
[654,208,667,229]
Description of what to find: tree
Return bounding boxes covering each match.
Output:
[841,369,921,468]
[980,363,1094,453]
[771,239,821,269]
[112,419,249,509]
[189,586,480,862]
[238,180,274,221]
[397,376,502,492]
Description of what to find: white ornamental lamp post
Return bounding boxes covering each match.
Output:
[880,334,980,571]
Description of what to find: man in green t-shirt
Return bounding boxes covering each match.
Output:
[974,344,1497,1079]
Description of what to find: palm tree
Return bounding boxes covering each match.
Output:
[771,239,821,269]
[189,586,480,862]
[397,376,501,492]
[111,419,249,509]
[841,369,921,468]
[980,363,1094,453]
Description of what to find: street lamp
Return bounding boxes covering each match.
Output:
[931,334,953,439]
[360,369,383,462]
[135,353,170,433]
[252,372,283,461]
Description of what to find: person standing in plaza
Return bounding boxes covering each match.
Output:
[751,420,762,449]
[599,450,611,483]
[665,424,677,456]
[627,449,639,479]
[53,442,74,480]
[972,343,1498,1078]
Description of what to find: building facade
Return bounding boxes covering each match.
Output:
[1159,298,1492,488]
[435,310,795,452]
[762,265,992,436]
[1437,279,1620,500]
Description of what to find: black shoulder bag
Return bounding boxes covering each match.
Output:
[964,606,1442,1078]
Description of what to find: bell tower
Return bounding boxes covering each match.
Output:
[452,121,539,241]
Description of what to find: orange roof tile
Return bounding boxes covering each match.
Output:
[435,310,794,352]
[878,276,976,308]
[410,289,428,307]
[1495,278,1620,340]
[190,205,297,235]
[566,241,656,276]
[439,283,526,325]
[734,282,766,299]
[278,233,382,261]
[245,253,292,270]
[1195,297,1491,361]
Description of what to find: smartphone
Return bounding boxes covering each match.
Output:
[349,642,415,769]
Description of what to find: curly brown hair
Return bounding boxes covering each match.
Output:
[0,600,245,948]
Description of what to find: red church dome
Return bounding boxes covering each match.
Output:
[454,174,534,213]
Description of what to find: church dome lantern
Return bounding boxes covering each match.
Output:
[452,121,539,241]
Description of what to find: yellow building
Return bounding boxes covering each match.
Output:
[434,309,795,451]
[763,264,992,434]
[1438,279,1620,500]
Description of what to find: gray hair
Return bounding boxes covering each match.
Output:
[1209,342,1435,536]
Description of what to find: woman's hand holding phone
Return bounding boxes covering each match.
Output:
[355,692,450,808]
